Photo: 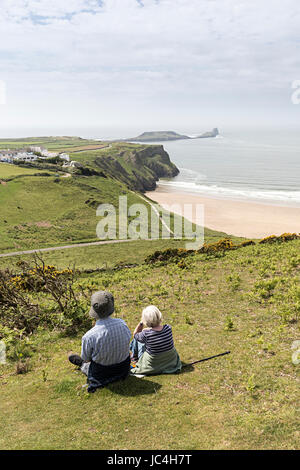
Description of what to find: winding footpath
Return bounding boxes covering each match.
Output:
[0,193,175,259]
[0,238,147,259]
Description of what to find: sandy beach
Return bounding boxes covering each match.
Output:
[145,186,300,239]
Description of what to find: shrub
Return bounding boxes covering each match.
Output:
[239,240,256,247]
[198,238,235,254]
[145,248,192,264]
[11,262,74,292]
[224,316,235,331]
[0,268,41,332]
[254,278,278,300]
[0,325,36,362]
[59,299,92,335]
[0,255,91,336]
[259,233,300,244]
[145,237,257,265]
[226,274,241,291]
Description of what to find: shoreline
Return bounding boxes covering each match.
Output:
[145,185,300,239]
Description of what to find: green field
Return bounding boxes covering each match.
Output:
[0,163,52,179]
[0,137,182,252]
[0,231,232,271]
[1,173,195,252]
[0,236,299,450]
[0,136,98,152]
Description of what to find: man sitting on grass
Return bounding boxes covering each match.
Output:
[68,291,131,393]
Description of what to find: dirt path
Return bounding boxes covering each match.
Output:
[0,239,147,259]
[71,144,112,153]
[0,193,176,259]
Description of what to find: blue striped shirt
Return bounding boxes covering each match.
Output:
[134,324,174,355]
[81,317,131,366]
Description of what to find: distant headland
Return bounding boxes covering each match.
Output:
[123,128,219,142]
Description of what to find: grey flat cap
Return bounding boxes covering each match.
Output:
[89,291,114,319]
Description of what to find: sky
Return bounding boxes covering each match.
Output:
[0,0,300,137]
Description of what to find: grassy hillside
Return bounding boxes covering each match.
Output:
[0,228,234,271]
[66,141,179,192]
[0,163,52,179]
[0,236,299,450]
[1,137,179,191]
[0,174,135,251]
[0,137,183,252]
[1,137,298,450]
[0,136,97,151]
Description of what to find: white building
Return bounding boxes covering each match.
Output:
[13,151,38,162]
[0,149,38,163]
[59,153,70,162]
[29,146,58,158]
[0,155,13,163]
[29,146,43,153]
[0,150,16,163]
[68,161,83,168]
[41,150,58,158]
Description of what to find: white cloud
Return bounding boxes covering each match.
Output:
[0,0,300,130]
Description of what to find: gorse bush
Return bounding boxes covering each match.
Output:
[0,255,92,340]
[145,233,300,265]
[10,263,74,292]
[145,238,236,264]
[198,238,235,254]
[1,234,299,363]
[259,233,300,244]
[0,267,41,332]
[145,248,193,264]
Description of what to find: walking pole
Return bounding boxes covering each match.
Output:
[182,351,230,368]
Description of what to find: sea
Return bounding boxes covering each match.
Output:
[143,128,300,208]
[2,126,300,207]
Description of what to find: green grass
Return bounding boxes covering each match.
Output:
[0,239,195,270]
[0,238,299,449]
[1,136,298,450]
[0,138,181,252]
[0,165,228,254]
[0,163,51,179]
[0,136,98,152]
[0,225,237,271]
[0,174,184,252]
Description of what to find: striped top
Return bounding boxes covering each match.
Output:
[134,324,174,356]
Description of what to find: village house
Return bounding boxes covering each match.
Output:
[13,152,38,162]
[0,149,38,163]
[29,146,58,158]
[59,153,70,162]
[0,147,69,165]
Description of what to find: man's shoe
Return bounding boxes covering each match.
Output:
[68,354,83,368]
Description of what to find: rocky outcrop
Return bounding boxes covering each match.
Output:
[123,128,219,142]
[125,145,179,177]
[198,128,219,138]
[125,131,189,142]
[94,144,179,192]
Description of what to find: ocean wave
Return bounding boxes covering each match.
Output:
[158,180,300,205]
[176,167,207,181]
